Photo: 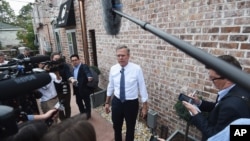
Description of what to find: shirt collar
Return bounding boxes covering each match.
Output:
[217,84,235,102]
[120,62,129,69]
[74,63,81,69]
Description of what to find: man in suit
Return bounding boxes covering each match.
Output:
[70,54,93,119]
[182,55,250,140]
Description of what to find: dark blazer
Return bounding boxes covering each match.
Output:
[74,64,92,96]
[191,85,250,140]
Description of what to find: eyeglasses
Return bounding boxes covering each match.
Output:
[71,59,78,62]
[211,77,225,82]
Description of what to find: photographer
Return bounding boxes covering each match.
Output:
[37,62,62,124]
[50,52,75,121]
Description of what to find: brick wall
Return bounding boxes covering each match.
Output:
[81,0,250,140]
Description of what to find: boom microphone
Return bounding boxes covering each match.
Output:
[22,55,50,64]
[102,0,122,35]
[0,73,51,100]
[101,1,250,91]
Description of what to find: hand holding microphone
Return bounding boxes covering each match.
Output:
[45,101,64,126]
[69,77,78,86]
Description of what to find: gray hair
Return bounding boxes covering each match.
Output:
[116,45,130,55]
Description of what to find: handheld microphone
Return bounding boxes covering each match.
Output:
[0,73,51,100]
[45,100,65,126]
[101,0,250,91]
[102,0,122,35]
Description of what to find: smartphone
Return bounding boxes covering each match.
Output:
[178,93,195,104]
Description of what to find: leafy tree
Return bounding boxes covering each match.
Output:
[16,4,36,50]
[16,4,32,28]
[0,0,16,24]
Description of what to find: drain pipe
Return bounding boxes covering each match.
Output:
[78,0,90,65]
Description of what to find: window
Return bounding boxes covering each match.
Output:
[54,30,62,52]
[66,29,78,55]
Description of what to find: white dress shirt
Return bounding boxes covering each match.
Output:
[0,60,9,65]
[107,62,148,102]
[38,72,62,102]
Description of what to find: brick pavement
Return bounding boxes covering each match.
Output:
[70,94,115,141]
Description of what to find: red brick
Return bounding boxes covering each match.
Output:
[241,43,250,50]
[221,27,240,33]
[219,43,239,49]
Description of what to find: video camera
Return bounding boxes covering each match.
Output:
[0,55,50,79]
[41,58,65,72]
[0,63,51,138]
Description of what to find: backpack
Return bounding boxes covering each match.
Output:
[87,67,99,90]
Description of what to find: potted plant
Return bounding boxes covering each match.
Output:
[174,100,192,141]
[89,66,107,108]
[173,95,208,141]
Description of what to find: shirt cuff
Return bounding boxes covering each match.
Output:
[27,115,34,120]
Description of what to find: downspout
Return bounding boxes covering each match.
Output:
[78,0,90,65]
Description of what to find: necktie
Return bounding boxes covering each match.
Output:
[120,68,125,102]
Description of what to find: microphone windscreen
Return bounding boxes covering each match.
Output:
[0,73,51,100]
[102,0,122,35]
[29,55,50,64]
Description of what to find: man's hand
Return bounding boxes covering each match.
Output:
[69,77,78,85]
[188,93,201,105]
[104,103,111,114]
[44,109,58,119]
[140,102,148,119]
[182,101,199,116]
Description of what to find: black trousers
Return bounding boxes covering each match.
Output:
[75,92,91,117]
[112,96,139,141]
[57,92,71,120]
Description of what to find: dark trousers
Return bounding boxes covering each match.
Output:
[57,92,71,120]
[75,92,91,117]
[112,96,139,141]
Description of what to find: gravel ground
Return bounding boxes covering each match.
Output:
[94,106,154,141]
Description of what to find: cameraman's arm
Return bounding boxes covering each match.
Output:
[27,109,57,121]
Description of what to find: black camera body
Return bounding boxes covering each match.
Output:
[43,58,64,72]
[178,93,195,104]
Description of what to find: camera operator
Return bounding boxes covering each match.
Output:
[37,61,62,124]
[50,52,75,121]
